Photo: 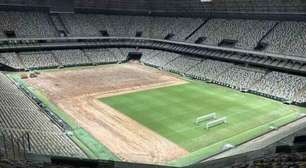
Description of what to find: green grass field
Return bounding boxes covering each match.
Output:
[101,81,304,166]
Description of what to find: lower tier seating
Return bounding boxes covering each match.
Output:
[140,50,306,103]
[0,73,86,158]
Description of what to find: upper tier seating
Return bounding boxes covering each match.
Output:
[60,14,112,37]
[187,19,275,50]
[0,11,57,38]
[0,11,306,57]
[262,21,306,57]
[60,14,200,41]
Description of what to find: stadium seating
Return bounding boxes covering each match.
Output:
[296,90,306,103]
[142,51,181,67]
[262,21,306,56]
[215,66,266,90]
[50,14,67,36]
[0,73,86,158]
[84,48,120,64]
[0,53,24,69]
[0,49,128,70]
[231,152,306,168]
[251,71,306,101]
[1,46,306,103]
[19,52,59,69]
[141,51,306,102]
[0,11,57,38]
[0,10,306,58]
[140,49,162,63]
[0,11,306,101]
[108,15,139,37]
[111,48,130,62]
[1,5,306,168]
[163,55,201,74]
[53,50,90,66]
[187,19,275,50]
[60,14,111,37]
[186,59,234,81]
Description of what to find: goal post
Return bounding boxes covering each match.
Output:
[206,117,227,129]
[194,113,216,125]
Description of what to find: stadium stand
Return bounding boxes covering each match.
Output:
[284,24,306,57]
[107,15,136,37]
[149,17,202,40]
[187,19,226,45]
[0,53,24,70]
[0,10,306,59]
[0,73,86,158]
[0,49,127,70]
[142,51,181,67]
[59,13,201,41]
[187,19,275,49]
[261,21,306,56]
[141,51,306,102]
[60,14,111,37]
[186,59,234,81]
[1,46,306,103]
[53,50,90,66]
[163,55,201,74]
[50,14,68,37]
[84,48,119,64]
[231,152,306,168]
[0,11,57,38]
[139,49,162,63]
[18,52,59,69]
[0,157,115,168]
[112,48,130,62]
[0,1,306,167]
[215,66,266,90]
[231,137,306,168]
[251,71,306,101]
[296,90,306,103]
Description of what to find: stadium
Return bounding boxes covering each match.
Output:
[0,0,306,167]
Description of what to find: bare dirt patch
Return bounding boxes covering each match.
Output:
[25,63,188,164]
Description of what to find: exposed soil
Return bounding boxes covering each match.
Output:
[25,63,188,164]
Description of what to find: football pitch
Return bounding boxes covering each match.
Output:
[101,81,302,166]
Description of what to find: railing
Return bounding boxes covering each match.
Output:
[0,37,305,74]
[0,36,305,61]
